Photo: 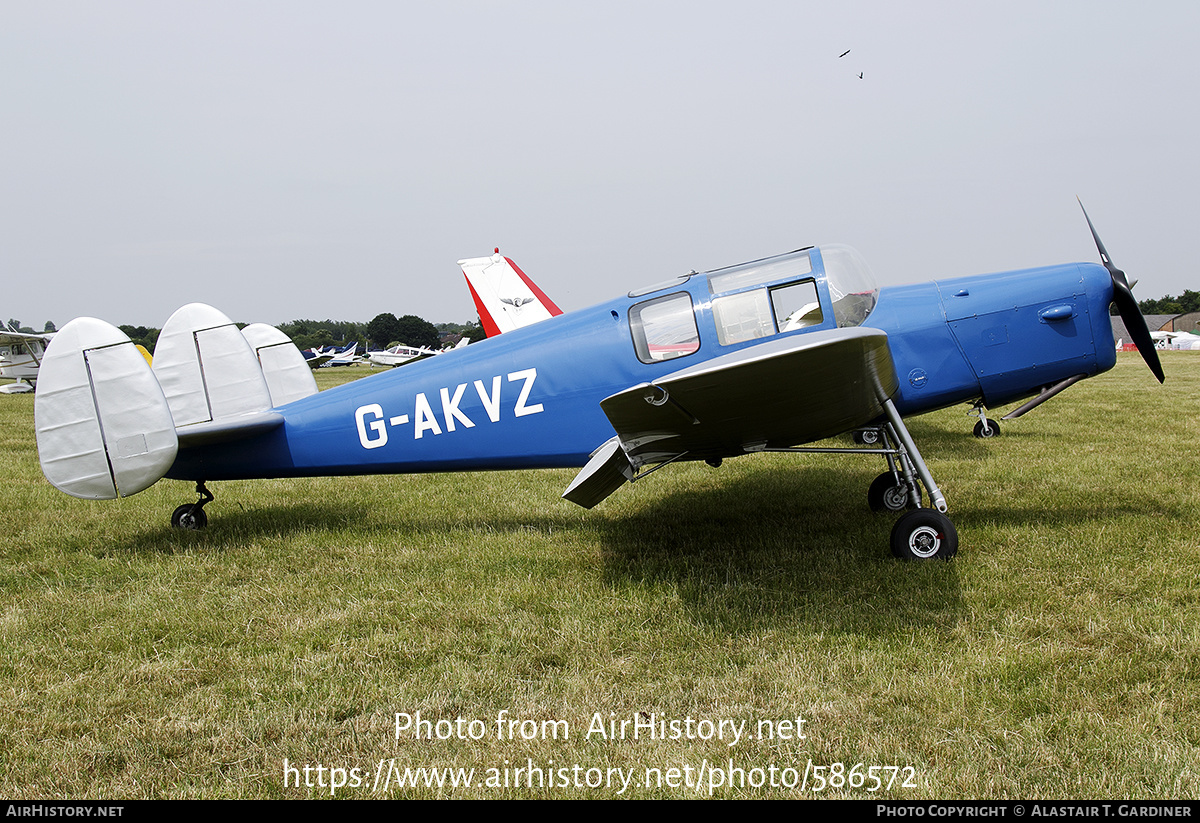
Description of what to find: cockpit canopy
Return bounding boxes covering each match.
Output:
[706,245,879,346]
[819,244,879,328]
[627,245,880,363]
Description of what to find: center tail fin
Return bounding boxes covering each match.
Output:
[459,250,562,337]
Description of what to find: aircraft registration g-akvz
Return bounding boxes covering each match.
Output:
[32,203,1162,560]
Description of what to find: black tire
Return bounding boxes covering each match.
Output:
[171,504,208,530]
[890,509,957,560]
[868,472,914,512]
[854,429,882,445]
[973,418,1000,438]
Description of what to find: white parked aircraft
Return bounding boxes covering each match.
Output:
[367,343,439,368]
[1151,330,1200,350]
[0,329,52,393]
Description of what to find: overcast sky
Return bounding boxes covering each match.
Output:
[3,1,1197,330]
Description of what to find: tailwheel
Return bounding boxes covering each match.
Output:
[171,481,213,530]
[171,504,208,530]
[890,509,957,561]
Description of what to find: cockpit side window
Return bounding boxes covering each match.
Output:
[711,278,823,345]
[706,250,827,346]
[629,292,701,364]
[771,280,824,332]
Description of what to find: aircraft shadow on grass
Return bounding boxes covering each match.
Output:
[592,464,968,634]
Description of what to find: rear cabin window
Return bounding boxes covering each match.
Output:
[708,252,824,346]
[629,292,701,364]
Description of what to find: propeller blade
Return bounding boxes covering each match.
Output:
[1078,199,1164,383]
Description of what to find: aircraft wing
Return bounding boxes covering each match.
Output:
[564,327,898,507]
[0,329,51,366]
[303,352,334,369]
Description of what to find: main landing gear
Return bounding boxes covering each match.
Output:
[866,401,956,560]
[170,481,213,530]
[774,399,957,560]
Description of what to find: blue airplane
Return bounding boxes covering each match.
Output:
[31,203,1161,560]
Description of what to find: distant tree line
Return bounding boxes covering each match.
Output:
[1136,290,1200,316]
[63,314,487,355]
[7,319,55,334]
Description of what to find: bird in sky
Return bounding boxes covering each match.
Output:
[839,49,851,58]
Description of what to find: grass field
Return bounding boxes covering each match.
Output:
[1,353,1198,799]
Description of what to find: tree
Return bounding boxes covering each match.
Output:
[277,319,366,351]
[394,315,440,349]
[118,325,159,352]
[366,313,402,349]
[460,322,487,343]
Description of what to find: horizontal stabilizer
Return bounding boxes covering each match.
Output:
[152,304,273,427]
[175,411,285,447]
[562,437,635,509]
[34,318,178,499]
[241,323,318,406]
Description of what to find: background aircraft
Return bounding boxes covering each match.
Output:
[1151,330,1200,350]
[367,343,439,368]
[31,206,1161,560]
[367,337,469,368]
[0,328,53,393]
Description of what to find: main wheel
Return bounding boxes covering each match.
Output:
[973,418,1000,438]
[868,472,916,512]
[171,504,208,530]
[854,429,882,445]
[890,509,957,560]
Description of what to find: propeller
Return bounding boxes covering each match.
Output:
[1078,198,1164,383]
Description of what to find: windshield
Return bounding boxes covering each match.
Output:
[819,245,878,327]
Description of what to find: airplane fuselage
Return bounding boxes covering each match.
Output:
[167,250,1118,483]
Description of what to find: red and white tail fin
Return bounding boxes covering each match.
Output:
[459,250,562,337]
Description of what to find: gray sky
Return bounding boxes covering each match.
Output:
[3,1,1198,329]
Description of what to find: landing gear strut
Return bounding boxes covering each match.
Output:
[761,399,957,560]
[970,403,1000,438]
[875,400,957,559]
[171,481,213,530]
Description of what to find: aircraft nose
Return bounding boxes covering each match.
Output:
[1078,199,1163,383]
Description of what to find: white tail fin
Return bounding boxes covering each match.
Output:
[152,303,273,427]
[35,318,178,499]
[459,250,562,337]
[241,323,319,406]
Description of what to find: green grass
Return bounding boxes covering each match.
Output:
[1,355,1198,798]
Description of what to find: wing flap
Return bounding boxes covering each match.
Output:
[561,437,635,509]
